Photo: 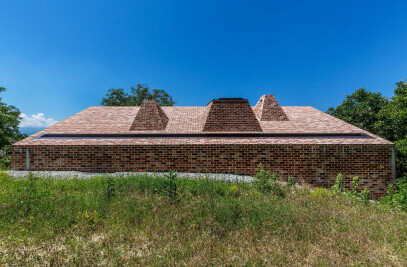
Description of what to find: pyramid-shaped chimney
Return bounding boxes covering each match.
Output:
[130,99,169,131]
[202,98,262,132]
[253,95,288,121]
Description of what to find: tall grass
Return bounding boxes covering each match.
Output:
[1,171,407,266]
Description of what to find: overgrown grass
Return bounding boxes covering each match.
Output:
[1,171,407,266]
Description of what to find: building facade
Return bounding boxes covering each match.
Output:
[11,95,395,198]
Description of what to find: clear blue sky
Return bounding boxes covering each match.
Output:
[1,0,407,130]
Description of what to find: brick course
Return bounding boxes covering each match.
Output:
[11,143,394,199]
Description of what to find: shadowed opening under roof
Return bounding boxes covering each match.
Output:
[39,132,371,139]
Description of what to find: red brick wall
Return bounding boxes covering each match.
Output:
[11,144,394,199]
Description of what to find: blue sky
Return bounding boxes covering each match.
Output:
[1,0,407,132]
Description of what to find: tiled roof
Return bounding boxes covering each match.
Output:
[14,104,393,146]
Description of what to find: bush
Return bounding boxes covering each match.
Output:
[381,178,407,210]
[395,138,407,181]
[331,173,344,194]
[253,164,285,197]
[0,154,10,170]
[332,174,370,204]
[287,176,296,187]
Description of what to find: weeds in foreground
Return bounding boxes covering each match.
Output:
[331,173,344,194]
[164,170,178,203]
[331,173,370,204]
[381,177,407,210]
[0,171,407,266]
[253,163,285,197]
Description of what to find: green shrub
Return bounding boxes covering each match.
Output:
[395,138,407,180]
[287,176,296,187]
[253,164,285,197]
[351,176,360,197]
[342,176,370,204]
[331,173,344,194]
[0,154,10,170]
[360,189,370,205]
[381,177,407,210]
[310,188,332,202]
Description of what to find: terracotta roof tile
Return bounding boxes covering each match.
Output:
[13,104,393,146]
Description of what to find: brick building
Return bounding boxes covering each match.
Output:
[11,95,395,198]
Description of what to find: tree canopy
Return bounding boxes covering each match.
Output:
[374,81,407,142]
[326,88,388,133]
[0,87,25,149]
[101,84,176,106]
[327,80,407,180]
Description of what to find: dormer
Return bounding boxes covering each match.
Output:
[253,95,288,121]
[202,98,262,132]
[130,99,169,131]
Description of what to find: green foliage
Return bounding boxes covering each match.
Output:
[351,176,360,196]
[327,88,388,133]
[327,80,407,207]
[381,179,407,211]
[1,173,407,265]
[287,175,296,187]
[0,151,11,170]
[103,176,116,201]
[394,138,407,179]
[253,163,285,197]
[374,80,407,141]
[0,87,26,157]
[75,210,100,231]
[360,189,370,205]
[331,173,344,194]
[310,187,332,201]
[341,176,371,204]
[101,83,176,106]
[165,170,178,203]
[374,81,407,183]
[331,174,370,204]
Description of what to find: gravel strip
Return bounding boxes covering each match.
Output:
[5,170,254,183]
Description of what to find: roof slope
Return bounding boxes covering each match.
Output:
[14,105,393,146]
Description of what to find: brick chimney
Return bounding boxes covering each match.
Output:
[202,98,263,132]
[253,95,288,121]
[130,99,169,131]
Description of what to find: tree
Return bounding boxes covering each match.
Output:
[101,84,176,106]
[327,80,407,181]
[0,87,25,149]
[374,80,407,180]
[327,88,389,133]
[374,80,407,142]
[0,87,25,169]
